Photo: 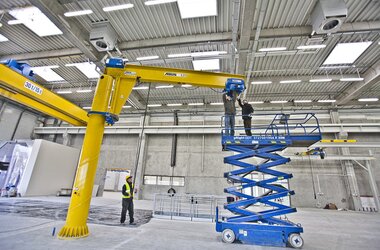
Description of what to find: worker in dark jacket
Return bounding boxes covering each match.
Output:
[238,98,254,136]
[120,175,136,225]
[223,92,237,136]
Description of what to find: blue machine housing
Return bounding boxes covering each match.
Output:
[1,59,35,81]
[225,78,245,97]
[105,58,125,68]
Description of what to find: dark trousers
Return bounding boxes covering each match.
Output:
[243,119,252,136]
[120,198,134,223]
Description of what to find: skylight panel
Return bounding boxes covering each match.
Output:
[177,0,217,19]
[65,62,100,79]
[192,59,219,71]
[0,34,8,42]
[32,66,64,82]
[323,42,372,65]
[9,6,63,37]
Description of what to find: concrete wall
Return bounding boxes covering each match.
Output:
[0,101,40,140]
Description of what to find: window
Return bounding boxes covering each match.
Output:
[143,175,185,187]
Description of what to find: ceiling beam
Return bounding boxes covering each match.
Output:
[336,59,380,105]
[236,0,256,75]
[0,48,82,61]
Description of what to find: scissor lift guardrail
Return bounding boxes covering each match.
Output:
[216,113,322,248]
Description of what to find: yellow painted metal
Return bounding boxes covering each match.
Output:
[58,75,116,239]
[320,139,357,143]
[0,64,88,125]
[106,64,245,88]
[0,87,85,126]
[58,64,244,239]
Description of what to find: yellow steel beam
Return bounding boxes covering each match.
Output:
[320,139,357,143]
[59,63,244,239]
[106,64,245,88]
[0,64,88,126]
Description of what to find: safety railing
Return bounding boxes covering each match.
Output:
[221,113,321,139]
[153,193,227,222]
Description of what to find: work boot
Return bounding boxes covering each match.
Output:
[129,222,136,225]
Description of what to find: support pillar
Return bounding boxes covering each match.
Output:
[366,152,380,212]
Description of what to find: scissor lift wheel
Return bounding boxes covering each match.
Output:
[288,234,304,249]
[222,229,235,244]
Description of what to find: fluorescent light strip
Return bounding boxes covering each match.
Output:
[144,0,177,6]
[0,34,9,42]
[318,100,336,103]
[103,4,134,12]
[191,51,227,57]
[280,80,301,84]
[192,59,219,71]
[156,85,174,89]
[323,42,372,65]
[57,90,72,94]
[168,53,191,58]
[133,86,149,90]
[177,0,217,19]
[340,77,364,82]
[270,100,288,104]
[358,98,379,102]
[259,47,287,52]
[309,78,332,82]
[188,103,204,106]
[297,44,326,50]
[182,84,192,88]
[147,104,162,107]
[83,106,92,110]
[8,20,23,25]
[167,103,183,106]
[294,100,312,103]
[123,105,132,108]
[249,101,264,104]
[76,89,93,93]
[251,81,272,85]
[64,10,93,17]
[136,55,159,61]
[210,102,223,105]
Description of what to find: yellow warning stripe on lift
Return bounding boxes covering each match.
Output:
[320,139,357,143]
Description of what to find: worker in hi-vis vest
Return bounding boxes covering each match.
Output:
[120,175,136,225]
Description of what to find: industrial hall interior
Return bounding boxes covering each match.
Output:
[0,0,380,249]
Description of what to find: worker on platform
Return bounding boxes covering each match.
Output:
[237,98,254,136]
[223,92,237,136]
[120,175,136,225]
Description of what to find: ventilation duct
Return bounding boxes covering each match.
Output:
[89,22,118,52]
[311,0,347,34]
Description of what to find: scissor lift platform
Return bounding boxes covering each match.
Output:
[216,113,322,248]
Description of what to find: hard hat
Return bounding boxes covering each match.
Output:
[125,175,132,180]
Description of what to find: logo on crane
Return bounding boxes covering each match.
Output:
[164,72,185,77]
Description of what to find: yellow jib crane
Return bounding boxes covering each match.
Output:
[0,58,245,239]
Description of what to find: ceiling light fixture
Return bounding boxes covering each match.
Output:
[147,104,162,107]
[65,62,100,79]
[9,6,63,37]
[340,77,364,82]
[309,78,332,82]
[210,102,223,105]
[358,98,378,102]
[64,10,93,17]
[31,65,64,82]
[251,81,272,85]
[318,100,336,103]
[182,84,193,88]
[270,100,288,104]
[0,34,8,42]
[297,44,326,50]
[156,85,174,89]
[177,0,217,19]
[192,59,219,71]
[76,89,93,93]
[57,90,73,94]
[259,47,287,52]
[323,42,372,65]
[133,86,149,90]
[136,55,159,61]
[294,100,312,103]
[83,106,92,110]
[188,103,204,106]
[103,4,134,12]
[167,103,182,106]
[123,105,132,108]
[144,0,177,6]
[249,101,264,104]
[280,80,301,84]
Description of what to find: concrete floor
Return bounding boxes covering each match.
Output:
[0,193,379,250]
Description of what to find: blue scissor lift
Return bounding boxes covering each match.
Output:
[216,113,322,248]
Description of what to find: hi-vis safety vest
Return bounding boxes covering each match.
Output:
[122,182,134,198]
